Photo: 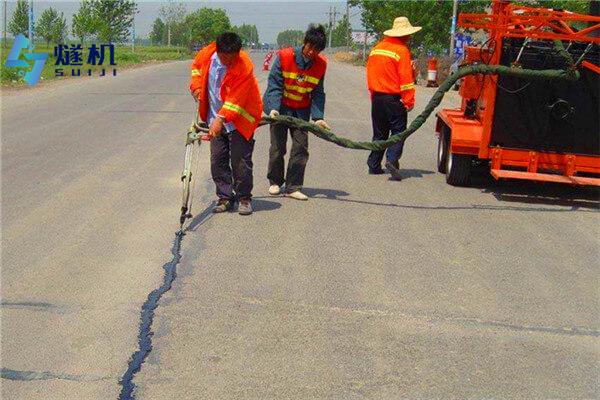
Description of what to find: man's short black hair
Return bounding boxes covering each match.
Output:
[304,24,327,52]
[216,32,242,53]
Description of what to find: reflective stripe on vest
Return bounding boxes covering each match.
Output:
[222,101,255,123]
[191,68,201,76]
[284,83,314,94]
[282,71,320,85]
[400,83,415,91]
[283,91,303,101]
[369,49,400,61]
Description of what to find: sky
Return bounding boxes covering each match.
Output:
[2,0,365,43]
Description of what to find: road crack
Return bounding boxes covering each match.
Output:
[118,231,184,400]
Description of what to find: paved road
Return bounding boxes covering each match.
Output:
[1,52,598,399]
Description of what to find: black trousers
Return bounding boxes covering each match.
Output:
[210,129,254,200]
[367,92,408,170]
[267,123,309,193]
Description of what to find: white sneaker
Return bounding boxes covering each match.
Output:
[287,190,308,201]
[268,184,281,196]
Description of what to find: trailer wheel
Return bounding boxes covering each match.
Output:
[437,125,449,173]
[445,150,472,186]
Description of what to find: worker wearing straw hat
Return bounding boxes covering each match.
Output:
[366,17,421,180]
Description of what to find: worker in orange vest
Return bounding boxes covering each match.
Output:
[366,17,421,180]
[263,25,329,201]
[190,32,263,215]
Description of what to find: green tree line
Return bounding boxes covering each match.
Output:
[349,0,593,54]
[327,14,352,47]
[150,2,260,49]
[276,29,304,47]
[9,0,136,44]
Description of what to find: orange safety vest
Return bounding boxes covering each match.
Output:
[279,47,327,109]
[366,37,416,109]
[189,42,263,140]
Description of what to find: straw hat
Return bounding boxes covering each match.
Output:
[384,17,422,37]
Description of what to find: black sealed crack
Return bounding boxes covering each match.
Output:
[1,368,109,382]
[118,231,184,400]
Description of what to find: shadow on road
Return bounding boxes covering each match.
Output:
[468,168,600,210]
[186,198,282,232]
[300,185,598,213]
[186,201,215,232]
[303,187,351,199]
[252,198,282,212]
[396,168,435,180]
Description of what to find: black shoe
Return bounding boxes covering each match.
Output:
[385,161,402,181]
[369,167,385,175]
[212,198,233,213]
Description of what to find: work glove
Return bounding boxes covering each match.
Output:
[269,109,280,118]
[314,119,331,130]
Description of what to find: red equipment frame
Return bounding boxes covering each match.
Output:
[436,0,600,186]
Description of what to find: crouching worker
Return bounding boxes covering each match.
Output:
[190,32,263,215]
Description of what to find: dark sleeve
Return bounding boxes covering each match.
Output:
[262,55,283,114]
[310,75,326,120]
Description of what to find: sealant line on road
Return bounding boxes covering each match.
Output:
[118,231,184,400]
[1,368,111,382]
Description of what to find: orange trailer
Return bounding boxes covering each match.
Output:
[436,0,600,186]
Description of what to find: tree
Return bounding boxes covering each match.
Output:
[54,12,68,44]
[186,8,231,46]
[233,24,259,47]
[169,20,189,47]
[276,29,304,48]
[328,14,351,47]
[349,0,591,53]
[9,0,29,37]
[159,0,186,46]
[72,0,99,44]
[150,17,166,45]
[36,8,67,46]
[93,0,137,43]
[517,0,590,13]
[349,0,489,53]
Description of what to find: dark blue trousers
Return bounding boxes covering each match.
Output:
[210,129,254,200]
[367,92,408,170]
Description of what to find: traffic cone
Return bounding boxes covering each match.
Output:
[426,56,439,87]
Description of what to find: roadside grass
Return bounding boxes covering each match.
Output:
[1,41,191,87]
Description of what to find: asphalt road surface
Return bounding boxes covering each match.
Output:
[2,52,599,399]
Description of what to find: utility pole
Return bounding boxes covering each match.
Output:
[3,0,7,50]
[28,0,33,50]
[346,1,350,49]
[363,30,367,62]
[131,10,135,52]
[449,0,459,57]
[328,6,332,48]
[327,6,339,48]
[167,23,171,47]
